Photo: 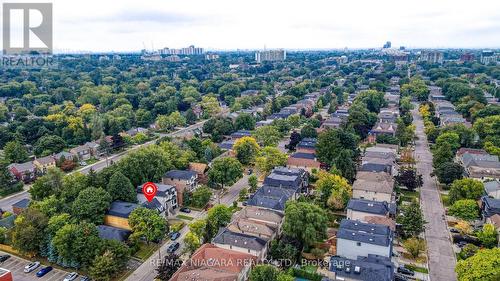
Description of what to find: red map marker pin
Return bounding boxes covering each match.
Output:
[142,182,158,202]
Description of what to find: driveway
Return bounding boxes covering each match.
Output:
[412,106,457,281]
[0,251,72,281]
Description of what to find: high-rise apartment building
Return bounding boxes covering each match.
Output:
[255,49,286,63]
[161,45,203,55]
[419,50,444,64]
[481,50,497,64]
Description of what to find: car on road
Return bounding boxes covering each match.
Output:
[170,231,181,240]
[24,261,41,273]
[36,266,53,277]
[0,255,10,262]
[397,265,415,276]
[180,207,191,213]
[167,242,180,253]
[79,276,91,281]
[64,272,79,281]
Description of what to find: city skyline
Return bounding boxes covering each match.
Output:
[4,0,498,52]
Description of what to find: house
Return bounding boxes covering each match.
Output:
[162,170,198,206]
[97,225,132,242]
[328,254,394,281]
[124,127,148,137]
[54,151,75,162]
[296,138,317,153]
[137,183,178,217]
[263,167,308,192]
[365,144,398,156]
[33,155,56,173]
[480,196,500,220]
[460,153,500,181]
[230,130,252,140]
[287,152,321,172]
[212,228,268,259]
[227,216,277,240]
[12,198,30,215]
[346,199,395,221]
[359,163,393,175]
[336,219,393,259]
[456,148,488,159]
[189,162,208,183]
[70,144,93,161]
[321,117,344,129]
[218,139,235,150]
[485,181,500,199]
[237,206,284,233]
[369,122,397,138]
[246,185,295,212]
[352,172,394,202]
[8,161,36,182]
[104,201,141,230]
[170,243,256,281]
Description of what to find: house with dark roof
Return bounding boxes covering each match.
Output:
[485,181,500,199]
[329,254,394,281]
[12,198,30,215]
[347,199,395,221]
[97,225,132,242]
[212,228,269,259]
[246,185,295,212]
[460,153,500,181]
[263,167,308,192]
[54,151,75,161]
[296,138,317,153]
[162,170,198,206]
[137,183,178,217]
[287,152,320,172]
[230,130,252,140]
[218,139,235,150]
[359,162,395,176]
[480,196,500,220]
[336,219,393,259]
[104,201,141,230]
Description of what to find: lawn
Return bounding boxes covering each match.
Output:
[133,242,160,261]
[176,214,194,221]
[405,264,429,274]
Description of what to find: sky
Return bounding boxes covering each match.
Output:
[2,0,500,52]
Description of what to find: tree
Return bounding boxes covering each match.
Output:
[129,207,167,243]
[11,208,48,254]
[477,223,498,248]
[235,113,256,130]
[255,146,288,175]
[449,199,479,221]
[183,232,201,254]
[316,171,352,210]
[52,222,101,267]
[287,131,301,150]
[300,124,317,138]
[403,238,426,259]
[395,167,423,191]
[72,187,112,224]
[253,126,282,147]
[436,132,461,153]
[233,137,260,165]
[249,265,279,281]
[401,78,430,101]
[268,239,299,267]
[206,205,232,239]
[3,141,28,163]
[90,240,129,281]
[200,96,221,117]
[61,172,90,203]
[449,178,484,204]
[433,142,454,168]
[283,202,328,250]
[190,186,212,208]
[156,254,182,281]
[316,128,359,168]
[89,251,117,281]
[334,149,356,182]
[353,90,387,112]
[107,171,137,202]
[455,248,500,281]
[208,157,243,189]
[434,162,464,185]
[248,174,258,193]
[34,135,66,156]
[397,200,426,238]
[188,219,207,241]
[29,167,64,200]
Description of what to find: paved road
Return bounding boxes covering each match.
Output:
[0,250,72,281]
[412,106,457,281]
[124,174,250,281]
[0,120,208,212]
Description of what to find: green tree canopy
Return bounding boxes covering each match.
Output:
[283,201,328,250]
[448,199,479,221]
[233,136,260,165]
[107,171,137,202]
[208,157,243,189]
[71,187,112,224]
[455,248,500,281]
[129,207,167,243]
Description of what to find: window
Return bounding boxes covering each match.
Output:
[356,242,361,246]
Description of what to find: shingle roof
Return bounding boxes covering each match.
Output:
[35,155,56,165]
[137,183,176,197]
[290,152,316,160]
[106,201,141,218]
[12,198,30,209]
[297,138,317,149]
[337,219,392,247]
[246,185,294,211]
[359,163,392,174]
[97,225,132,242]
[347,199,393,216]
[212,228,267,251]
[485,181,500,195]
[164,170,197,180]
[230,130,252,138]
[8,161,34,172]
[330,254,394,281]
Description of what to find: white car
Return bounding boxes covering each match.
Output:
[64,272,78,281]
[24,261,40,273]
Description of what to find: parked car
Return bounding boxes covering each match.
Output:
[0,255,10,262]
[247,169,253,175]
[170,232,180,240]
[24,261,41,273]
[449,228,459,233]
[397,266,415,276]
[395,273,409,281]
[36,266,53,277]
[166,242,180,253]
[64,272,79,281]
[180,207,191,213]
[79,276,91,281]
[456,241,468,248]
[79,161,87,166]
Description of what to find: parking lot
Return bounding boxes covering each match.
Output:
[0,251,71,281]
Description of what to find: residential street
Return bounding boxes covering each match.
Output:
[124,174,250,281]
[412,106,457,281]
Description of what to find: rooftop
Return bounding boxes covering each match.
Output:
[164,170,197,180]
[289,152,316,160]
[212,228,267,251]
[97,225,132,242]
[347,199,394,216]
[337,219,392,247]
[106,201,141,218]
[12,198,30,209]
[329,254,394,281]
[246,185,294,211]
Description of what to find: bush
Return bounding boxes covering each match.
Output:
[448,199,479,221]
[289,267,322,281]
